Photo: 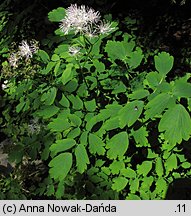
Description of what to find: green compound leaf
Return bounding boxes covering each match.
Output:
[172,79,191,98]
[36,105,60,119]
[75,144,90,174]
[59,94,70,108]
[88,133,105,156]
[16,97,25,113]
[55,44,69,55]
[93,59,105,73]
[55,181,65,199]
[67,95,83,110]
[41,61,56,75]
[49,152,72,181]
[155,157,164,177]
[131,126,148,147]
[109,161,125,175]
[103,117,120,131]
[130,178,139,193]
[48,7,66,22]
[105,40,134,62]
[67,127,81,139]
[146,71,161,88]
[38,50,50,63]
[126,194,141,200]
[112,82,126,94]
[105,41,126,61]
[140,176,154,192]
[129,89,149,100]
[121,167,136,178]
[112,177,128,192]
[54,61,61,76]
[68,114,82,127]
[158,104,191,145]
[118,100,144,128]
[48,116,70,132]
[155,177,167,193]
[41,87,57,106]
[50,139,76,157]
[126,48,143,69]
[46,183,55,196]
[64,79,78,93]
[90,38,102,57]
[84,99,97,112]
[61,64,74,85]
[144,93,172,120]
[106,132,129,159]
[181,161,191,169]
[51,54,60,61]
[165,154,177,174]
[154,52,174,76]
[137,161,152,177]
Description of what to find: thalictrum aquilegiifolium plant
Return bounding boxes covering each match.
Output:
[0,4,191,200]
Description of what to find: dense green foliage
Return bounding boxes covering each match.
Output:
[0,2,191,200]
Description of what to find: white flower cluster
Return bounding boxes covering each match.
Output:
[68,46,81,56]
[2,80,8,90]
[59,4,115,37]
[8,40,38,68]
[18,40,38,59]
[28,118,41,135]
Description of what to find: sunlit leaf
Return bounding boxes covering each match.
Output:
[145,93,172,120]
[137,161,152,177]
[121,167,136,178]
[49,153,72,181]
[155,177,167,193]
[173,79,191,98]
[75,144,90,173]
[61,64,74,85]
[109,161,125,175]
[118,100,144,127]
[154,52,174,75]
[106,132,129,159]
[126,194,141,200]
[38,50,50,63]
[88,133,105,156]
[126,48,143,69]
[59,94,70,108]
[165,154,177,174]
[50,139,76,157]
[36,105,60,119]
[129,89,149,100]
[158,104,191,145]
[155,157,164,177]
[130,178,139,193]
[84,99,97,112]
[131,127,148,147]
[105,39,135,61]
[48,7,66,22]
[112,177,128,192]
[44,87,57,106]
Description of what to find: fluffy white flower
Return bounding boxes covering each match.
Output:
[68,46,81,56]
[2,80,8,90]
[18,40,33,59]
[18,40,38,59]
[83,25,98,38]
[86,8,100,24]
[28,118,41,134]
[98,21,115,35]
[8,53,19,68]
[59,19,71,34]
[60,4,100,35]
